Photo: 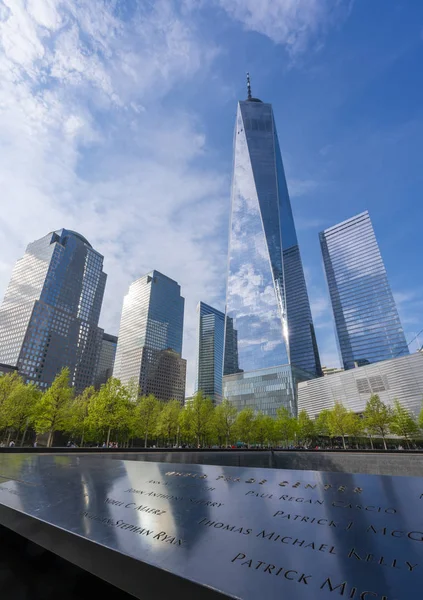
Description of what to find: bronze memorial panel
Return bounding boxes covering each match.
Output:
[0,454,421,599]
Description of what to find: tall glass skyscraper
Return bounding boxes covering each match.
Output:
[94,332,118,389]
[0,229,106,391]
[195,302,225,404]
[223,81,320,416]
[320,211,409,370]
[113,271,186,402]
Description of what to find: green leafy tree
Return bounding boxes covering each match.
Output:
[68,386,97,446]
[187,391,214,447]
[253,413,275,447]
[363,395,392,450]
[275,407,297,447]
[297,410,315,447]
[156,399,182,446]
[34,368,74,447]
[87,378,132,446]
[134,394,162,447]
[345,412,363,449]
[390,399,419,448]
[419,402,423,432]
[327,402,350,449]
[314,409,331,441]
[214,399,237,446]
[234,408,255,447]
[178,403,194,446]
[0,372,22,433]
[1,380,40,446]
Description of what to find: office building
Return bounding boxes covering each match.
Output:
[113,270,186,402]
[223,78,320,416]
[298,352,423,418]
[0,229,106,391]
[195,302,225,403]
[320,211,409,370]
[223,316,241,376]
[94,332,118,388]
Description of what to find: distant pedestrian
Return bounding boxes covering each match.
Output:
[9,440,15,447]
[33,441,37,448]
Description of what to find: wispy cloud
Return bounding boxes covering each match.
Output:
[0,0,225,394]
[217,0,353,55]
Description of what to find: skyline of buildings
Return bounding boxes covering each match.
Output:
[0,88,419,412]
[195,302,225,404]
[113,270,186,403]
[319,211,409,371]
[0,229,106,392]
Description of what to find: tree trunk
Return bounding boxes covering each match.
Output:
[80,432,84,447]
[341,435,346,450]
[144,430,148,448]
[369,435,374,450]
[47,430,53,448]
[21,422,29,447]
[382,436,387,451]
[106,427,111,446]
[6,430,11,446]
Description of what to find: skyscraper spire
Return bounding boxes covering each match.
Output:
[246,72,252,100]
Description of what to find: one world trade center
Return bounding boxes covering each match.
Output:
[223,77,321,416]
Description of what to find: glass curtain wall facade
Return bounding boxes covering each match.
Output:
[223,92,321,415]
[195,302,225,404]
[94,332,118,388]
[320,211,409,370]
[224,97,321,377]
[113,271,186,402]
[0,229,106,391]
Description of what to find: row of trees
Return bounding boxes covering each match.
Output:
[0,369,422,448]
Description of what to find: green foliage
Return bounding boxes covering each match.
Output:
[234,408,255,446]
[133,394,162,447]
[155,399,181,445]
[86,378,132,445]
[389,399,419,448]
[297,410,315,446]
[345,412,364,448]
[314,409,331,438]
[214,399,237,446]
[0,372,23,428]
[3,369,421,450]
[363,395,392,450]
[33,368,74,447]
[327,402,350,449]
[67,386,97,445]
[253,413,275,447]
[186,391,214,446]
[275,407,297,447]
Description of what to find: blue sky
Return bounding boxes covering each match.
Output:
[0,0,422,392]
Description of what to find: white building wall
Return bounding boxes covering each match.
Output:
[298,353,423,418]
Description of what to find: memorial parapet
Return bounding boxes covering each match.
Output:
[0,454,421,599]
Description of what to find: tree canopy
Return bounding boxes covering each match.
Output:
[0,370,422,449]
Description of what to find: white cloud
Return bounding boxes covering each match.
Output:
[0,0,225,394]
[217,0,353,55]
